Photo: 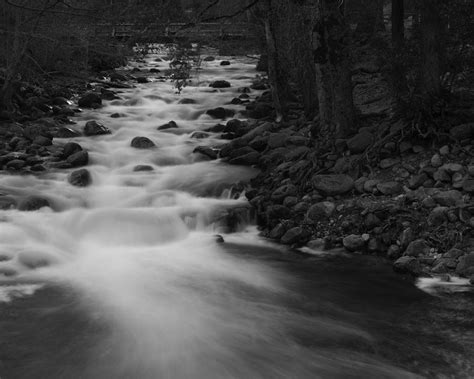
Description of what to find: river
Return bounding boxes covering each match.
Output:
[0,50,473,379]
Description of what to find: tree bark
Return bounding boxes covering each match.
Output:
[419,0,443,98]
[313,0,355,140]
[391,0,404,49]
[355,0,385,35]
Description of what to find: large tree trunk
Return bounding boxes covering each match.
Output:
[419,0,443,98]
[355,0,385,35]
[391,0,404,49]
[313,0,355,140]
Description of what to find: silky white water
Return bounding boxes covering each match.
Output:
[0,52,425,379]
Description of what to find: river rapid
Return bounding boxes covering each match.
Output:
[0,50,473,379]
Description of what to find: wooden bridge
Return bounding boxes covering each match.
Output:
[94,22,255,42]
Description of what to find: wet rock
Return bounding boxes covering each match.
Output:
[346,131,374,153]
[271,184,298,202]
[206,107,235,119]
[306,201,336,221]
[250,82,268,90]
[228,152,260,166]
[55,127,81,138]
[131,136,156,149]
[376,181,403,195]
[408,174,428,189]
[78,93,102,108]
[312,174,354,196]
[343,234,366,252]
[133,165,154,172]
[84,121,111,136]
[190,131,209,139]
[281,227,308,245]
[66,150,89,167]
[220,60,231,66]
[269,223,287,240]
[18,196,51,211]
[404,239,430,257]
[444,248,465,259]
[363,179,380,192]
[441,163,464,175]
[23,124,52,141]
[399,228,414,250]
[203,56,215,61]
[0,196,17,210]
[450,123,474,140]
[68,168,92,187]
[214,234,225,243]
[193,146,218,160]
[158,121,178,130]
[455,252,474,277]
[209,80,231,88]
[387,245,401,259]
[62,142,83,158]
[433,190,462,206]
[136,77,149,83]
[433,168,451,182]
[5,159,26,170]
[178,98,197,104]
[393,256,421,276]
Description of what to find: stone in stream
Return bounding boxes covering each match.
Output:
[66,150,89,167]
[136,77,149,83]
[343,234,366,252]
[280,227,309,245]
[5,159,26,170]
[193,146,218,160]
[133,165,154,172]
[404,239,430,257]
[306,201,336,221]
[32,136,52,146]
[84,121,111,136]
[158,121,178,130]
[203,56,215,61]
[78,93,102,108]
[455,252,474,277]
[220,60,231,66]
[178,98,197,104]
[393,256,422,276]
[62,142,83,158]
[131,136,156,149]
[190,131,209,139]
[206,107,235,119]
[0,196,17,210]
[68,169,92,187]
[55,127,81,138]
[209,80,231,88]
[17,196,51,211]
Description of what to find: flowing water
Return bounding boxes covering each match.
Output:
[0,51,473,379]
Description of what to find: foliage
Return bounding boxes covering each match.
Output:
[167,43,202,94]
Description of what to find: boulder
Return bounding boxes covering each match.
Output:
[5,159,25,170]
[131,136,156,149]
[462,178,474,193]
[228,152,260,166]
[306,201,336,221]
[393,257,421,276]
[190,131,209,139]
[193,146,218,160]
[209,80,231,88]
[266,205,291,221]
[84,121,111,136]
[206,107,235,119]
[66,150,89,167]
[78,93,102,108]
[427,206,448,226]
[379,158,400,169]
[404,239,430,257]
[455,252,474,277]
[220,61,231,66]
[271,184,298,202]
[346,131,374,153]
[312,174,354,195]
[62,142,83,158]
[343,234,366,252]
[281,227,309,245]
[18,196,51,211]
[68,168,92,187]
[55,127,81,138]
[178,98,197,104]
[158,121,178,130]
[32,136,52,146]
[133,165,154,172]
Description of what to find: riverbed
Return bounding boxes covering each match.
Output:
[0,51,473,379]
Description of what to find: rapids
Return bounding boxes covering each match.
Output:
[0,50,473,379]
